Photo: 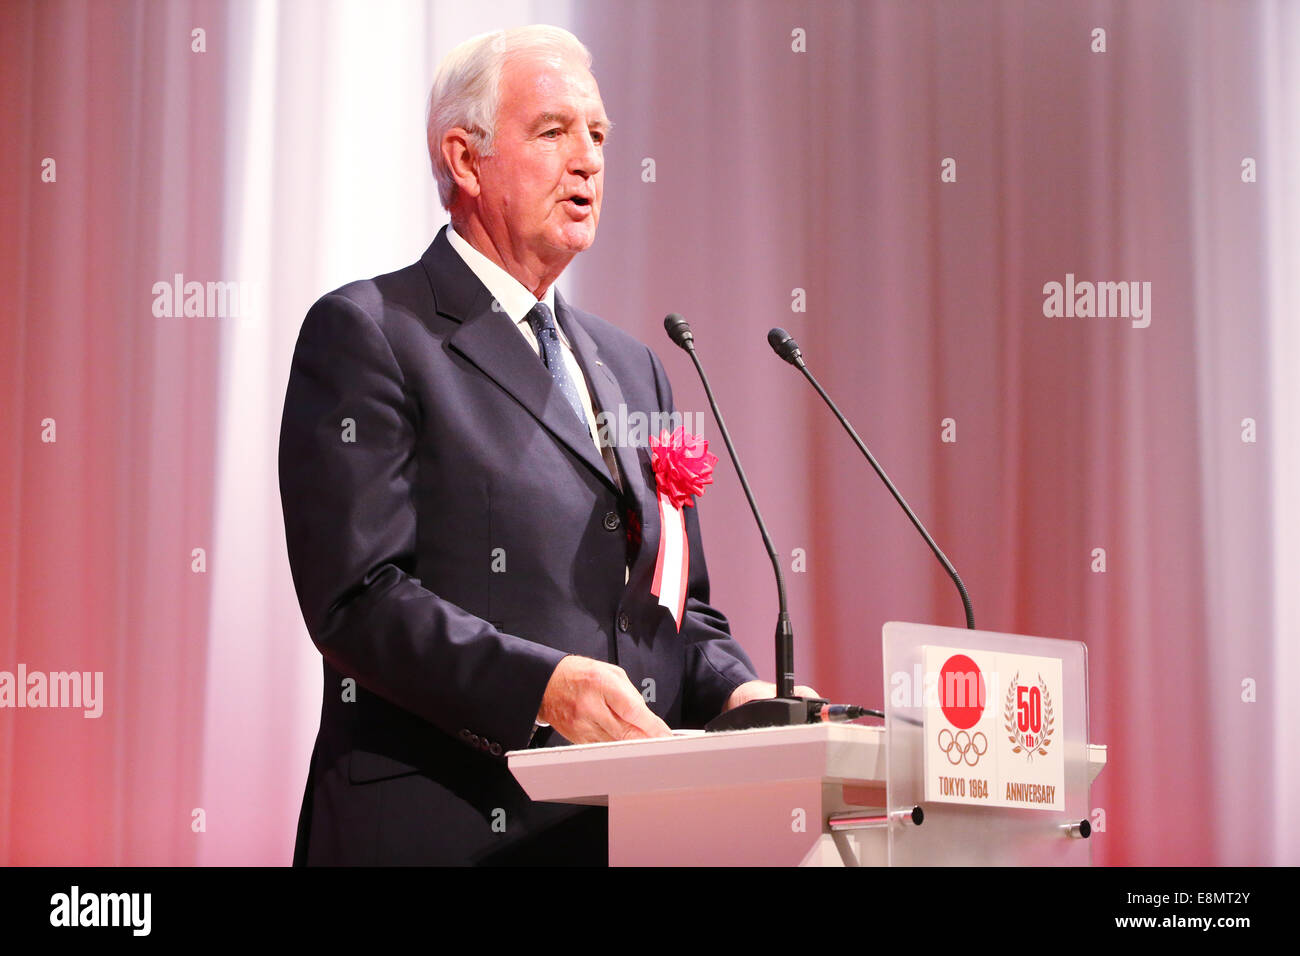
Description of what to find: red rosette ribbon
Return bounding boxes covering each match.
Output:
[648,427,718,509]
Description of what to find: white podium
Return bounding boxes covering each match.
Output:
[510,623,1108,866]
[508,722,1107,866]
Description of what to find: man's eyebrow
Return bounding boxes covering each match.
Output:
[530,111,571,130]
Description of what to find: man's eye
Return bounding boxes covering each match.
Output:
[542,128,562,139]
[591,132,604,145]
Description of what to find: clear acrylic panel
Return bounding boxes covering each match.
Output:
[883,622,1093,866]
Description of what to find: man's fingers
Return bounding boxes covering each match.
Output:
[625,707,672,738]
[586,707,632,743]
[615,697,671,736]
[610,707,671,740]
[604,682,672,738]
[540,655,674,743]
[572,682,653,743]
[577,698,666,743]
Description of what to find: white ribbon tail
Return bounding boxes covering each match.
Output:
[650,492,689,631]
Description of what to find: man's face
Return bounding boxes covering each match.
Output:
[476,52,607,266]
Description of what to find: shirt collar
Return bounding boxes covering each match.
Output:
[445,224,557,325]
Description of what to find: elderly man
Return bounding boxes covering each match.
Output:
[279,25,801,866]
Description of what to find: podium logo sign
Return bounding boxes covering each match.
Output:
[922,645,1065,812]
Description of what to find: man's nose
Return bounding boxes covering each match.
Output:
[569,131,603,178]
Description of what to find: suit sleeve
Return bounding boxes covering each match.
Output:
[278,292,568,754]
[646,347,760,726]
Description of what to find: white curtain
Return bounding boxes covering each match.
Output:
[202,0,573,865]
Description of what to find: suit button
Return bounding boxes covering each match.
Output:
[603,511,621,532]
[489,742,502,756]
[460,729,471,739]
[618,612,630,633]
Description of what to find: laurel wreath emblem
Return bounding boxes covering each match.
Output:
[1003,671,1055,761]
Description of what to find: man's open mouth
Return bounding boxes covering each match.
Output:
[566,196,591,206]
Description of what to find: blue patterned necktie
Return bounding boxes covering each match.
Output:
[525,302,588,428]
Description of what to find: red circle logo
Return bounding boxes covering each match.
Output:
[939,654,985,729]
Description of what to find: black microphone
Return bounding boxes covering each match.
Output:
[767,327,976,630]
[663,314,824,731]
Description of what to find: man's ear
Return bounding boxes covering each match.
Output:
[440,128,482,200]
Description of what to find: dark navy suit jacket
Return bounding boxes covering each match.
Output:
[278,226,758,865]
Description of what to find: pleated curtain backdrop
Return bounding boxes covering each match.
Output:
[1,0,1295,865]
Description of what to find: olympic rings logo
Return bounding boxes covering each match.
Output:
[937,728,988,766]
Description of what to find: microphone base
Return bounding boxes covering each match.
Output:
[703,697,827,733]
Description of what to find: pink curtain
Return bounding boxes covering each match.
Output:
[570,0,1290,865]
[1,0,230,863]
[1,0,1293,865]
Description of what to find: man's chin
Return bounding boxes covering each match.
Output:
[552,224,597,255]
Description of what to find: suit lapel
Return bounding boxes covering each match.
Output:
[423,231,616,493]
[557,296,662,576]
[554,291,654,515]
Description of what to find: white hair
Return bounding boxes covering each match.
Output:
[426,25,593,210]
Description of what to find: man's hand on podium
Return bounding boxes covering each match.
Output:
[538,655,673,745]
[724,680,821,712]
